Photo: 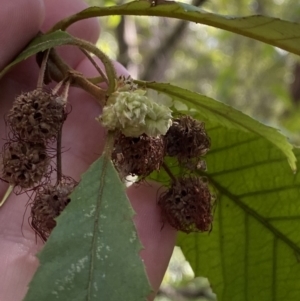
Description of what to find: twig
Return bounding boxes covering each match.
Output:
[162,162,177,182]
[37,49,50,89]
[56,81,70,184]
[0,185,13,207]
[80,48,108,84]
[56,124,63,184]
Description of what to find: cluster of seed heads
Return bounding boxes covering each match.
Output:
[1,89,66,189]
[0,88,75,241]
[1,73,214,239]
[112,114,214,233]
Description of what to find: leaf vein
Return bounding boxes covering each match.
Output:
[208,137,260,155]
[219,196,227,298]
[86,155,109,301]
[241,19,276,30]
[237,185,298,199]
[208,156,290,177]
[266,216,300,221]
[244,213,249,301]
[208,176,300,256]
[272,238,278,301]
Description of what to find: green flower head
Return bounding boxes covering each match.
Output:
[100,89,172,137]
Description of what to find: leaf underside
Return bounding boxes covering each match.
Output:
[152,123,300,301]
[141,81,296,171]
[24,156,151,301]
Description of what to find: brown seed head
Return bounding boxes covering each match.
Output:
[7,90,65,142]
[30,182,75,241]
[112,133,165,178]
[164,115,210,162]
[158,176,214,233]
[1,141,50,188]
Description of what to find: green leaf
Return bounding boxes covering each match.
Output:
[139,81,296,171]
[175,124,300,301]
[0,31,74,79]
[24,156,151,301]
[51,1,300,56]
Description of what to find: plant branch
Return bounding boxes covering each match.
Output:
[72,38,117,94]
[56,81,71,183]
[47,49,106,104]
[37,49,50,89]
[116,16,129,68]
[162,162,177,182]
[0,185,13,208]
[56,124,63,184]
[80,48,108,85]
[46,37,117,96]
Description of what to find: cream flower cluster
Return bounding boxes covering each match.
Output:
[100,89,172,137]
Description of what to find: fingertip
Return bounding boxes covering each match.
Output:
[42,0,100,43]
[0,0,45,70]
[42,0,100,68]
[127,183,177,298]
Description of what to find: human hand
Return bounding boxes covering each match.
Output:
[0,1,176,300]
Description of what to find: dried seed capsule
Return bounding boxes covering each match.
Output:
[1,141,50,188]
[158,176,214,233]
[7,90,65,142]
[164,115,211,162]
[112,132,165,178]
[30,182,75,241]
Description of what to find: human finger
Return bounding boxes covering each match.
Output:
[1,0,100,87]
[0,186,43,301]
[0,0,44,70]
[128,184,177,300]
[41,0,100,69]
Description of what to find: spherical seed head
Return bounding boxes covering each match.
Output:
[165,115,211,161]
[112,132,165,178]
[7,90,65,142]
[31,182,75,241]
[1,141,49,188]
[100,89,172,137]
[158,176,214,233]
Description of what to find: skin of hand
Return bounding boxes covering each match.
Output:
[0,1,177,300]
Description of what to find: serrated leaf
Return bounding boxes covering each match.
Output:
[0,31,74,79]
[172,124,300,301]
[139,81,296,171]
[24,156,151,301]
[52,1,300,56]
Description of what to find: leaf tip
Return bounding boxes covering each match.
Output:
[288,154,297,173]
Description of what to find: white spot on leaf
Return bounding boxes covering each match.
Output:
[84,204,96,218]
[129,231,137,243]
